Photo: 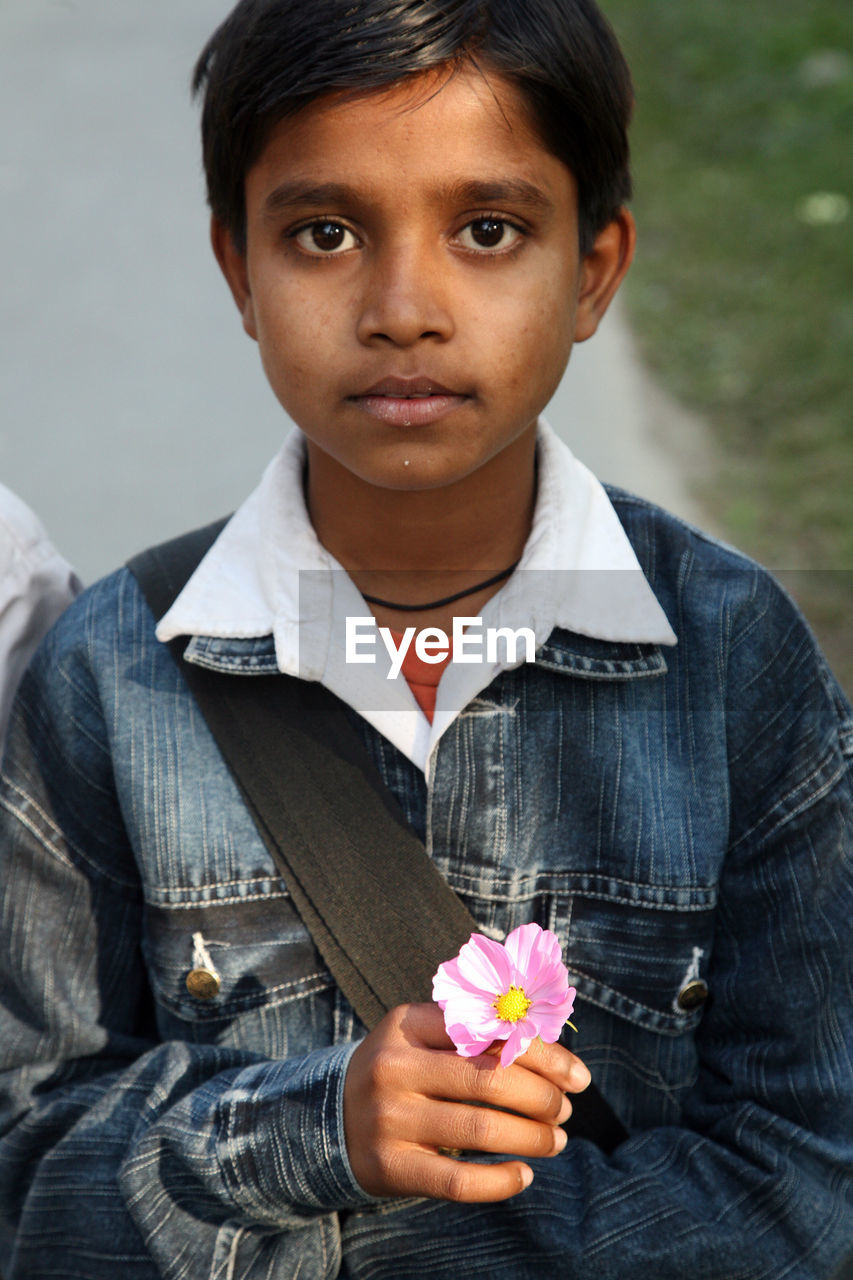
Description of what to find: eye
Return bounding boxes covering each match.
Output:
[292,220,359,255]
[455,218,524,253]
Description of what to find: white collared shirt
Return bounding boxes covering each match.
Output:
[158,420,676,776]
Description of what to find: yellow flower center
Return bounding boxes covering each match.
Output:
[493,984,533,1023]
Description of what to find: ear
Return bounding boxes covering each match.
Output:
[573,208,636,343]
[210,216,258,340]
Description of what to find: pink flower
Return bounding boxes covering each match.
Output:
[432,923,577,1068]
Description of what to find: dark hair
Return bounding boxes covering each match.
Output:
[193,0,633,254]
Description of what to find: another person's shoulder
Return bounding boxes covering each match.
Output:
[0,481,79,600]
[0,484,82,739]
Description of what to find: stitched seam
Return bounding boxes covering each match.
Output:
[453,885,716,911]
[185,651,277,676]
[0,777,138,889]
[178,968,330,1001]
[581,1041,699,1094]
[730,752,846,852]
[0,773,68,845]
[448,869,713,892]
[573,981,700,1032]
[533,663,666,683]
[149,890,289,911]
[445,868,717,907]
[159,974,335,1018]
[156,874,282,890]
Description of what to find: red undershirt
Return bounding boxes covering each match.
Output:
[389,630,452,722]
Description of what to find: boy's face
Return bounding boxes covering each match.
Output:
[215,65,632,496]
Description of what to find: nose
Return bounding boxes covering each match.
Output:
[356,240,454,348]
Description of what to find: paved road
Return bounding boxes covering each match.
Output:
[0,0,708,585]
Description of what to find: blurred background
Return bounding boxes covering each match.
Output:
[1,0,280,579]
[1,0,850,688]
[601,0,853,689]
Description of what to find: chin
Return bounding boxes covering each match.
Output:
[379,456,484,493]
[363,467,459,495]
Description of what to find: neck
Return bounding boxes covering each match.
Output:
[305,427,537,632]
[306,429,537,606]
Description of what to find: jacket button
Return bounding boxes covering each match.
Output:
[186,967,221,999]
[677,978,709,1011]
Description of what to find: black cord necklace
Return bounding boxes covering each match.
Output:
[361,560,520,612]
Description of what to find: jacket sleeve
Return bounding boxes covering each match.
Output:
[339,568,853,1280]
[563,592,853,1279]
[2,568,851,1280]
[584,575,851,1278]
[0,585,377,1280]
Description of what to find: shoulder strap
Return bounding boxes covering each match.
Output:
[126,517,230,620]
[128,524,477,1024]
[127,526,628,1152]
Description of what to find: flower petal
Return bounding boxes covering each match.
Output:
[498,1021,537,1067]
[433,926,577,1067]
[503,922,545,974]
[445,1024,495,1058]
[505,923,567,994]
[432,955,470,1005]
[454,933,514,994]
[526,969,573,1005]
[439,994,503,1040]
[530,1004,574,1044]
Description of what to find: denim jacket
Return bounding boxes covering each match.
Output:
[0,491,851,1279]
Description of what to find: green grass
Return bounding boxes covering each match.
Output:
[600,0,853,692]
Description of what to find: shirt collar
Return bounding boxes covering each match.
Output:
[157,420,676,654]
[157,421,676,774]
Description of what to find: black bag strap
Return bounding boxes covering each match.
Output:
[127,524,628,1153]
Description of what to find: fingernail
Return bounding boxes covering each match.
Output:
[571,1061,592,1090]
[553,1127,568,1153]
[520,1165,534,1189]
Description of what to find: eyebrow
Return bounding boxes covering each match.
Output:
[262,177,554,219]
[263,182,354,216]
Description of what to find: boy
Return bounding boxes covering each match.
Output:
[0,1,850,1276]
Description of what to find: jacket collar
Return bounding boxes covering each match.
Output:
[157,421,677,667]
[157,422,675,773]
[183,626,669,683]
[535,628,669,679]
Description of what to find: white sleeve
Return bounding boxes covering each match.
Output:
[0,483,81,747]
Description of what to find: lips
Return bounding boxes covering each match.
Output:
[349,375,469,427]
[358,376,458,398]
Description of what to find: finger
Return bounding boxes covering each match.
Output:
[378,1147,536,1203]
[395,1001,458,1049]
[416,1048,570,1125]
[515,1036,592,1094]
[396,1003,591,1094]
[418,1098,569,1160]
[386,1004,589,1116]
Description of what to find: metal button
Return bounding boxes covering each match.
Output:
[677,978,709,1011]
[186,967,221,1000]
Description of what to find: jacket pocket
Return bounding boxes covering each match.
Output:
[448,874,717,1129]
[559,880,717,1128]
[560,877,717,1034]
[141,894,336,1054]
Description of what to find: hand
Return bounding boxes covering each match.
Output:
[343,1001,591,1203]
